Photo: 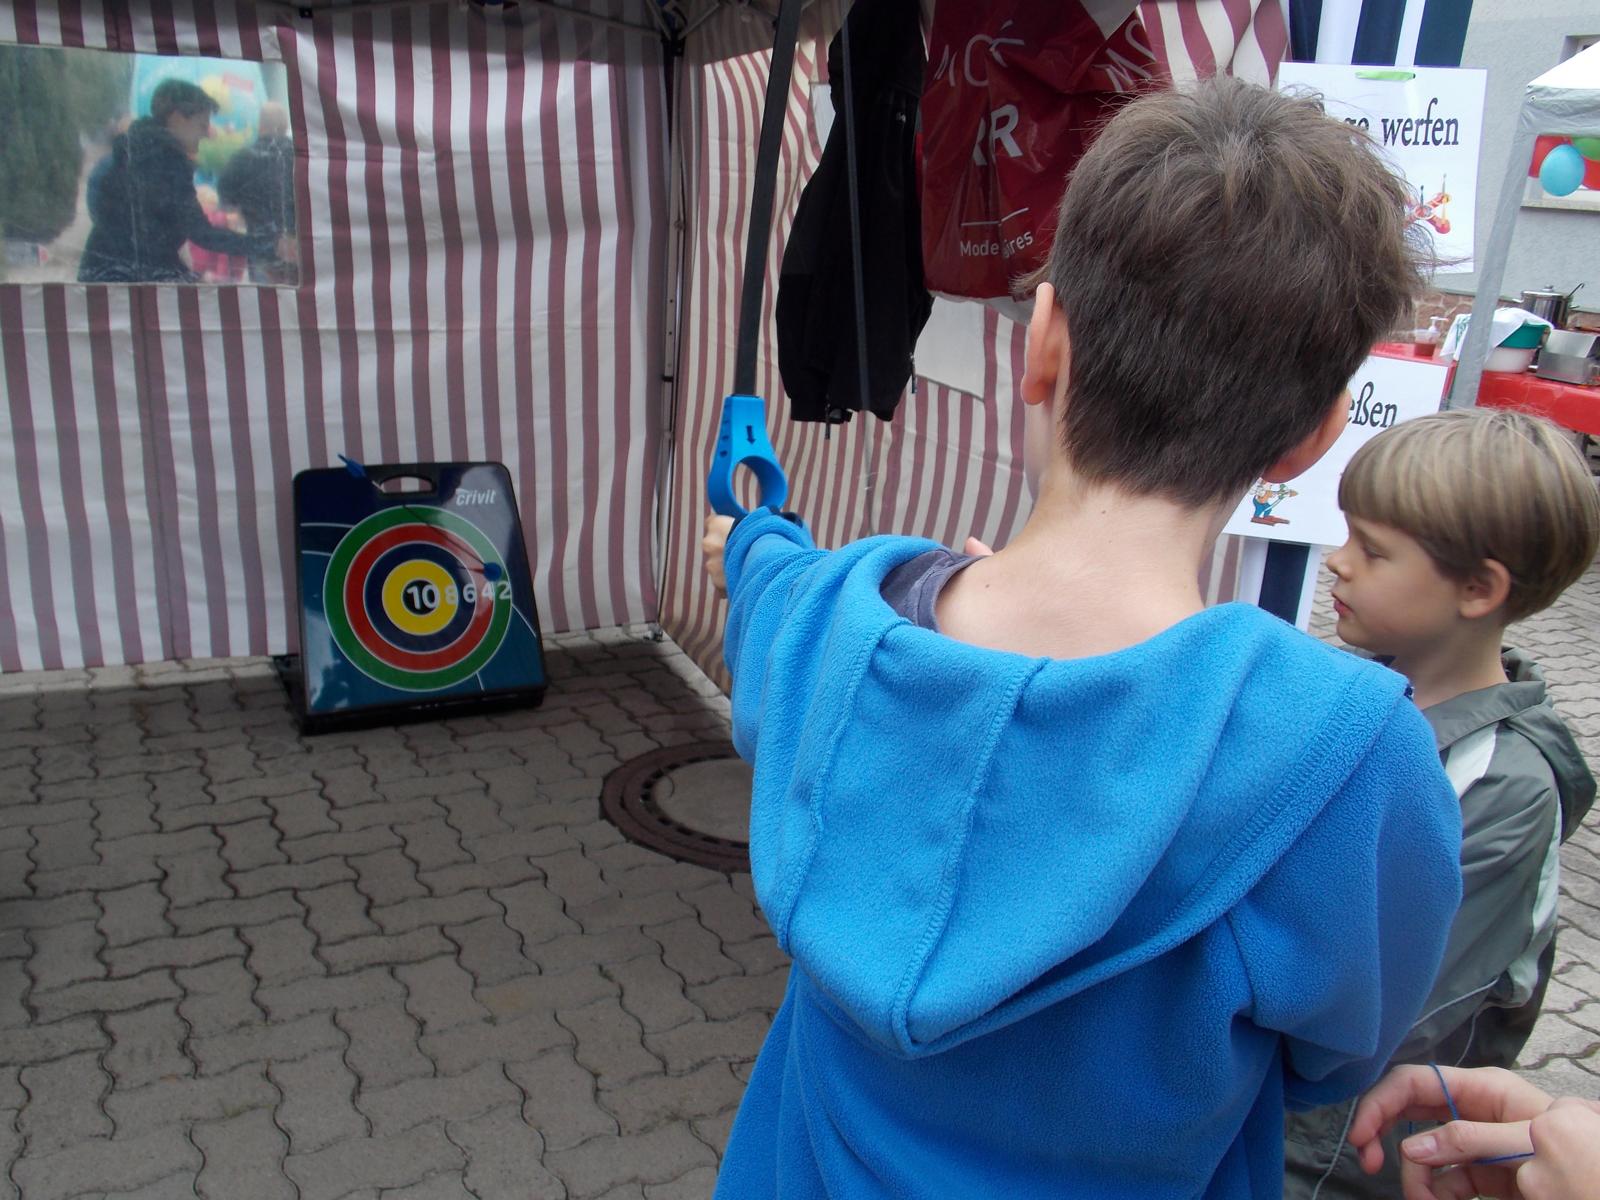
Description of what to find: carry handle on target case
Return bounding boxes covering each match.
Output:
[286,460,547,734]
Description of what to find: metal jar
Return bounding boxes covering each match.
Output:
[1519,285,1582,328]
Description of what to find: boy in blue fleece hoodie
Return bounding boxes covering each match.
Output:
[702,78,1463,1199]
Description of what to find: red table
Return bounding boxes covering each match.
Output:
[1372,342,1600,436]
[1474,371,1600,437]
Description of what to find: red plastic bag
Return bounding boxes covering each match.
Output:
[919,2,1158,300]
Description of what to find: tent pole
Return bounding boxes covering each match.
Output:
[1449,117,1540,408]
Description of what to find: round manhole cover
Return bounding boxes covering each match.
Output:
[600,742,752,872]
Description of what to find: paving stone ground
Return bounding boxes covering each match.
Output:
[0,552,1596,1199]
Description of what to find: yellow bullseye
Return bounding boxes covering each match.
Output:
[382,559,458,636]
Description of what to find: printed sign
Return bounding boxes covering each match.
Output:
[1278,63,1486,273]
[1221,354,1450,548]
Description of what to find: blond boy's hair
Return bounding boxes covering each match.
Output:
[1339,408,1600,622]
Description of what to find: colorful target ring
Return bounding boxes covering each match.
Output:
[324,507,513,691]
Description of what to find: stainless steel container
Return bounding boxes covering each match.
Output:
[1519,285,1582,328]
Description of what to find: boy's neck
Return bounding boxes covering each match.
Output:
[937,464,1232,659]
[1391,625,1510,710]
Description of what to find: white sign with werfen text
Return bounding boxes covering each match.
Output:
[1278,62,1486,273]
[1221,353,1450,549]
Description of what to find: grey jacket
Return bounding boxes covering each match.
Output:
[1283,649,1596,1200]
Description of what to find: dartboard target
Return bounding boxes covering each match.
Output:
[323,506,514,692]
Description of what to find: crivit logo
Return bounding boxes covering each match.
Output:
[453,488,499,506]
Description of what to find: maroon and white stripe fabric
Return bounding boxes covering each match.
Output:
[1140,0,1291,85]
[0,0,666,670]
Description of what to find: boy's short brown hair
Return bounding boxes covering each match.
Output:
[1340,408,1600,622]
[1038,77,1427,505]
[150,79,219,123]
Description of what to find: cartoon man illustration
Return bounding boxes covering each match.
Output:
[1250,481,1298,525]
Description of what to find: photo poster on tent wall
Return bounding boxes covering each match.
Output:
[1278,63,1487,273]
[1220,354,1450,548]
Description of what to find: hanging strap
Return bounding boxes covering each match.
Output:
[709,0,807,518]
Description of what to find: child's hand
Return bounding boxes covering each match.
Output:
[703,514,735,595]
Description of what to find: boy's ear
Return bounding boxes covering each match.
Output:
[1021,283,1070,410]
[1260,389,1350,483]
[1459,558,1512,621]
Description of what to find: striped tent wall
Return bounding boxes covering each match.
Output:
[0,0,667,671]
[657,1,1284,687]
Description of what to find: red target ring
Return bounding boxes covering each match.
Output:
[343,524,493,672]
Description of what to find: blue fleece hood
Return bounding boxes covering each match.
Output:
[716,513,1461,1199]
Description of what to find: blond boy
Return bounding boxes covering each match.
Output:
[1286,408,1600,1200]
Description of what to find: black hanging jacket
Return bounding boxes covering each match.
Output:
[777,0,932,424]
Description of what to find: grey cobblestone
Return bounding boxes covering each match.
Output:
[687,968,789,1022]
[646,917,740,988]
[155,796,272,833]
[420,856,542,897]
[98,881,173,947]
[230,857,355,898]
[544,1123,719,1200]
[646,1166,720,1200]
[158,846,232,908]
[358,1061,520,1137]
[496,877,581,949]
[258,965,403,1023]
[30,817,98,871]
[321,927,454,974]
[243,916,323,987]
[599,1061,746,1136]
[398,955,491,1035]
[372,892,499,937]
[607,952,705,1034]
[104,1002,193,1088]
[106,928,245,978]
[507,1047,617,1151]
[303,881,379,944]
[478,963,616,1020]
[25,919,106,992]
[683,883,769,945]
[351,847,428,907]
[33,968,180,1022]
[189,1011,344,1076]
[380,1171,477,1200]
[419,1008,570,1076]
[562,997,662,1088]
[0,961,25,1029]
[18,1051,112,1154]
[11,1127,203,1200]
[284,1121,465,1200]
[265,789,340,840]
[4,1015,108,1065]
[193,1108,295,1200]
[530,849,611,909]
[396,818,471,872]
[168,890,302,936]
[178,956,266,1036]
[336,1003,434,1091]
[270,1049,368,1154]
[218,817,286,872]
[644,1012,770,1075]
[449,1105,565,1200]
[442,914,528,988]
[284,826,401,865]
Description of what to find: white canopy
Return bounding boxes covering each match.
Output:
[1453,40,1600,405]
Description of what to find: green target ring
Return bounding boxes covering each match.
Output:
[323,506,513,692]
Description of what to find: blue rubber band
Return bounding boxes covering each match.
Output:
[1427,1063,1535,1168]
